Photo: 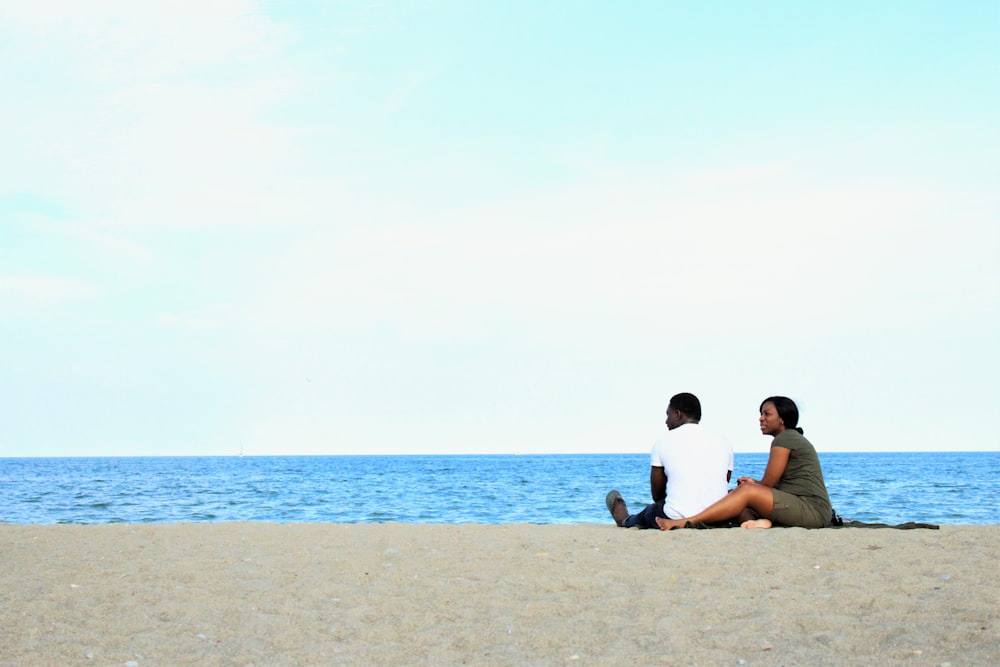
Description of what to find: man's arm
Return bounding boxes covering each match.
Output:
[650,466,667,502]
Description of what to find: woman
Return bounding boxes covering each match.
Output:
[655,396,833,530]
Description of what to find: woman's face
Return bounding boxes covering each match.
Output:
[759,402,785,436]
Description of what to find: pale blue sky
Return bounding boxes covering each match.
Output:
[2,1,997,456]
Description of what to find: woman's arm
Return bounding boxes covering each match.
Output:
[758,445,790,488]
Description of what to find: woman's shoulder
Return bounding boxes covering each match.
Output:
[772,429,811,448]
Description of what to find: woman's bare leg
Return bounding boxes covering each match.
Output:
[655,484,775,530]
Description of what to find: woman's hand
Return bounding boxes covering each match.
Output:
[737,477,757,486]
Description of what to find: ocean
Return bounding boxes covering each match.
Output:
[1,452,997,526]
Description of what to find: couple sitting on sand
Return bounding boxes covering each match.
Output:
[606,393,833,530]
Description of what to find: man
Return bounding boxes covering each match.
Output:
[606,392,733,529]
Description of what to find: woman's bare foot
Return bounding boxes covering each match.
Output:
[740,518,772,529]
[655,517,687,531]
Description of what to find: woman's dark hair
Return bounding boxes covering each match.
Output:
[760,396,803,434]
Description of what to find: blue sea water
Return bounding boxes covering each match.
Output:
[1,452,997,526]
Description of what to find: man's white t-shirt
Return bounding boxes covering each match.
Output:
[650,422,734,520]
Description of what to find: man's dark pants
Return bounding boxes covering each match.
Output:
[622,500,667,529]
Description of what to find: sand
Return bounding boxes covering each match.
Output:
[1,523,996,666]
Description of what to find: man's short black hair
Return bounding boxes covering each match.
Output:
[669,392,702,421]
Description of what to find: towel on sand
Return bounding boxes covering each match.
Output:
[683,519,940,530]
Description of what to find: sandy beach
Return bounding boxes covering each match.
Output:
[1,523,996,666]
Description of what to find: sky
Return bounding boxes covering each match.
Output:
[1,1,997,457]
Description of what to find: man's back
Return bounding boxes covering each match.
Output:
[651,423,733,520]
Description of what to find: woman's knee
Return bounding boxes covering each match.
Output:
[745,485,775,512]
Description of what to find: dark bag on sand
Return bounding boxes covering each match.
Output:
[830,507,940,530]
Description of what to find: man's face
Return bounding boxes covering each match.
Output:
[665,405,682,430]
